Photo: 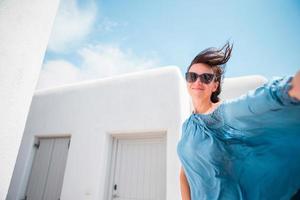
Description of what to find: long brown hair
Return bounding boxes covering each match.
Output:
[187,41,233,103]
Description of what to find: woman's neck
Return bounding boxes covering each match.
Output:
[193,99,214,114]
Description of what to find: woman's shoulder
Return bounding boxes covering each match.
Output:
[189,102,225,129]
[213,101,223,111]
[191,100,224,115]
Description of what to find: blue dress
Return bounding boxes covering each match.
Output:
[177,75,300,200]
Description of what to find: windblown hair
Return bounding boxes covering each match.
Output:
[187,41,233,103]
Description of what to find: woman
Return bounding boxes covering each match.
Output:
[177,42,300,200]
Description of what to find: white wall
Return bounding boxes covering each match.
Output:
[8,67,191,200]
[220,75,267,100]
[0,0,60,199]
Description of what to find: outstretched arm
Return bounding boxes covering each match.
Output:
[288,70,300,100]
[222,70,300,131]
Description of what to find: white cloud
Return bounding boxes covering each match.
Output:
[36,60,81,89]
[39,0,159,90]
[96,18,121,33]
[47,0,97,52]
[79,44,159,79]
[36,44,160,90]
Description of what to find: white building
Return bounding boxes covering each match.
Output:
[7,66,267,200]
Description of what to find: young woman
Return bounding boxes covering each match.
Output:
[177,42,300,200]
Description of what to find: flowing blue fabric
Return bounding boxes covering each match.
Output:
[177,75,300,200]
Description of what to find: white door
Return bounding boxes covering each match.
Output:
[25,137,70,200]
[111,137,166,200]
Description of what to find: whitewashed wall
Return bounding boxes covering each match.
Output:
[0,0,60,199]
[8,67,191,200]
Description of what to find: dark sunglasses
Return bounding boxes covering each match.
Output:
[185,72,215,84]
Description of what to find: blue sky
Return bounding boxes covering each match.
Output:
[39,0,300,89]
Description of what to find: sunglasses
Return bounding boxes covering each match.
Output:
[185,72,215,84]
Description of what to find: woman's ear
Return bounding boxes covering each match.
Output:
[212,81,219,92]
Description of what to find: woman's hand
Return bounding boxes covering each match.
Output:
[288,70,300,100]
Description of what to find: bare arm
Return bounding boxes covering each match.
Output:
[288,70,300,100]
[180,166,191,200]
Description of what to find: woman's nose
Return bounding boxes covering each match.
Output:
[194,77,204,85]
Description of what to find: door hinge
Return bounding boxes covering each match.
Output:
[21,195,27,200]
[34,141,40,149]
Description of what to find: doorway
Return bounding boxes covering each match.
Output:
[109,135,166,200]
[24,137,70,200]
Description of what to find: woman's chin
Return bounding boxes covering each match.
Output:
[191,93,207,99]
[191,90,205,96]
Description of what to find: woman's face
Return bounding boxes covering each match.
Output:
[186,63,219,102]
